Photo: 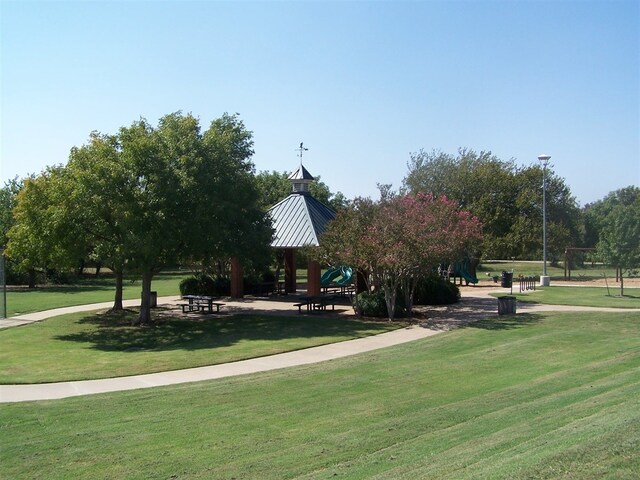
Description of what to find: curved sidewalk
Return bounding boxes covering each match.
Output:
[2,290,638,403]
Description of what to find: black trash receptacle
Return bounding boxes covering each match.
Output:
[497,296,517,315]
[500,271,513,288]
[143,291,158,308]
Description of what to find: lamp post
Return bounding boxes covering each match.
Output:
[538,154,551,286]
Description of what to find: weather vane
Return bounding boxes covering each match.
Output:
[295,142,308,166]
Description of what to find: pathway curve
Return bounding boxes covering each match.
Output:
[2,289,638,403]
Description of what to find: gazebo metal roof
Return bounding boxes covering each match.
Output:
[267,163,337,249]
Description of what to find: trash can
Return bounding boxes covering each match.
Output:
[143,291,158,308]
[497,296,516,315]
[500,271,513,288]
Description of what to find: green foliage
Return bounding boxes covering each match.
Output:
[319,194,481,320]
[354,290,389,317]
[355,275,460,317]
[179,274,229,296]
[6,112,273,324]
[403,148,582,260]
[587,187,640,295]
[0,177,22,249]
[413,274,461,305]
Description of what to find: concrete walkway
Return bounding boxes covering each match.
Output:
[2,288,638,403]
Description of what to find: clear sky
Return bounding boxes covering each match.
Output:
[1,0,638,206]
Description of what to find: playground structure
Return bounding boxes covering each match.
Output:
[321,266,355,295]
[440,257,479,286]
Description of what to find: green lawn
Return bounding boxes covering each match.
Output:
[495,286,640,309]
[2,310,639,479]
[5,271,187,317]
[0,310,399,383]
[476,260,635,284]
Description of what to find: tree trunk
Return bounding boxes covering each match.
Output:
[620,269,624,297]
[28,269,36,288]
[136,271,154,325]
[383,275,399,322]
[112,270,124,311]
[402,274,419,317]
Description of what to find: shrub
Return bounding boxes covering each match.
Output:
[354,290,405,318]
[413,274,460,305]
[179,276,201,296]
[179,274,229,296]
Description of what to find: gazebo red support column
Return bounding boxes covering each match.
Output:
[284,249,297,294]
[307,259,321,296]
[230,257,244,299]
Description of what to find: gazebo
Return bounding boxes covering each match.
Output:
[266,163,337,295]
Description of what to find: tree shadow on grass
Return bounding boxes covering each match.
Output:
[467,313,544,330]
[54,308,396,352]
[416,295,543,331]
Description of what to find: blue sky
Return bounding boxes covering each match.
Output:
[1,0,638,206]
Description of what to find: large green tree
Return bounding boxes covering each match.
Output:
[5,167,87,287]
[587,186,640,295]
[7,112,272,325]
[403,148,581,261]
[0,178,24,284]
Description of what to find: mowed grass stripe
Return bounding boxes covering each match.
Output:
[292,354,640,479]
[1,312,639,479]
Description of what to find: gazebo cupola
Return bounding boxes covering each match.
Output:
[288,164,314,193]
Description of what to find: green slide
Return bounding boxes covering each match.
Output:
[321,267,343,286]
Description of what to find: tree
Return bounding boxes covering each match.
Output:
[390,194,482,315]
[6,167,87,287]
[64,132,134,310]
[316,194,482,321]
[591,187,640,295]
[403,148,581,260]
[7,112,273,325]
[0,178,24,284]
[116,112,272,324]
[0,177,22,249]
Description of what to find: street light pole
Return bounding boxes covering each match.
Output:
[538,154,551,286]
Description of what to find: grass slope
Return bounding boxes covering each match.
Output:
[2,311,639,479]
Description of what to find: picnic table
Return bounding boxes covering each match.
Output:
[179,295,225,314]
[293,294,339,313]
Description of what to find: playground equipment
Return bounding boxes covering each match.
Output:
[453,257,478,285]
[321,266,342,286]
[321,266,354,291]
